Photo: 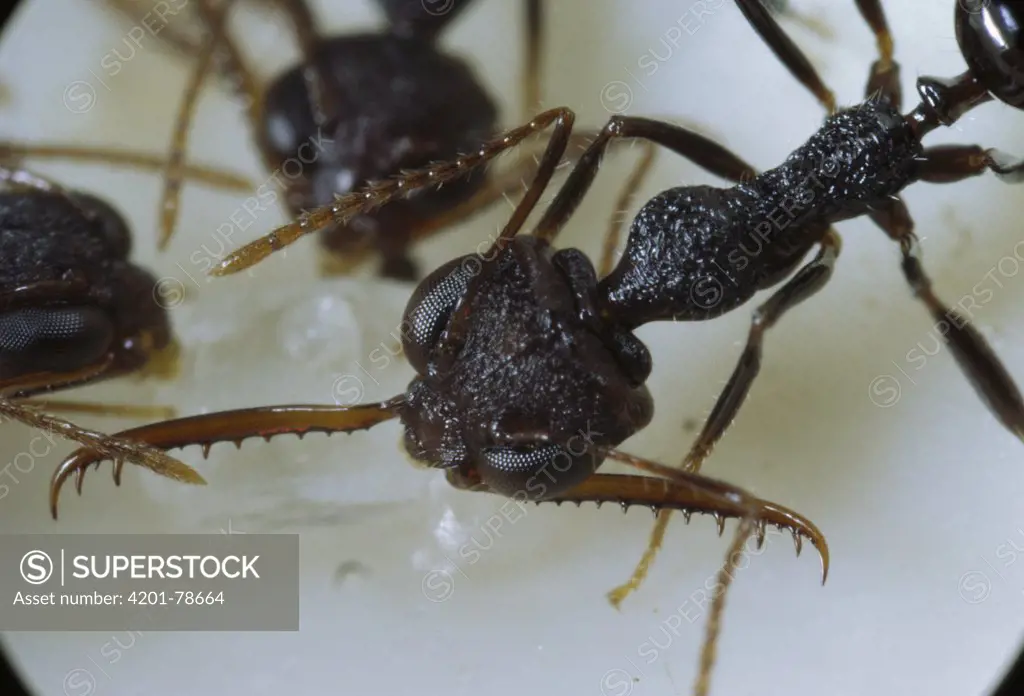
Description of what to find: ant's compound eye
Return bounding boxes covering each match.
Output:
[956,1,1024,109]
[478,443,599,500]
[0,306,113,378]
[400,254,475,375]
[67,193,133,259]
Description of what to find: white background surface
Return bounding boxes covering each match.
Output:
[2,1,1024,695]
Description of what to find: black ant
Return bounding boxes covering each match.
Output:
[140,0,604,282]
[0,124,253,483]
[50,0,1024,693]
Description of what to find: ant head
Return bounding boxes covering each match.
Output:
[259,34,497,225]
[0,190,174,396]
[397,237,654,500]
[955,0,1024,109]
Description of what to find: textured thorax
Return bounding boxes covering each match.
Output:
[599,100,921,326]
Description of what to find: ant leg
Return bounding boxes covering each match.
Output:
[356,129,612,280]
[103,0,248,98]
[683,231,841,472]
[609,231,841,606]
[211,107,580,275]
[599,141,656,276]
[0,141,253,190]
[852,0,901,107]
[192,0,265,145]
[766,0,833,40]
[733,0,836,113]
[569,450,823,696]
[532,115,756,245]
[361,128,626,280]
[103,0,203,57]
[49,399,404,518]
[317,129,616,280]
[159,0,239,250]
[871,196,1024,442]
[522,0,543,119]
[736,0,900,108]
[0,399,203,497]
[915,145,1024,185]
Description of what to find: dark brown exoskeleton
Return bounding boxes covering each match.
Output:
[0,58,254,480]
[0,170,207,484]
[50,1,1024,694]
[142,0,596,281]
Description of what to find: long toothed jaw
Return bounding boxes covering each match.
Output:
[540,490,829,585]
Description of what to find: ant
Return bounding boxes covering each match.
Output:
[0,171,207,486]
[49,0,1024,693]
[141,0,601,282]
[0,113,252,483]
[145,0,806,280]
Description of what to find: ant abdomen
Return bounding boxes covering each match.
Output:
[956,0,1024,109]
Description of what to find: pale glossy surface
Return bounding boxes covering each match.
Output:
[2,1,1024,695]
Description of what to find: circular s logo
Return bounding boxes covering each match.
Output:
[20,550,53,585]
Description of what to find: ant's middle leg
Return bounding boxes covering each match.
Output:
[531,115,757,246]
[869,196,1024,443]
[915,145,1024,185]
[734,0,900,109]
[608,229,842,607]
[522,0,543,119]
[361,129,624,280]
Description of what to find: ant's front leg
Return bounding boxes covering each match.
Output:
[915,145,1024,185]
[609,230,841,607]
[870,196,1024,443]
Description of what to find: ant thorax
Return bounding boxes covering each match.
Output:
[599,99,921,326]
